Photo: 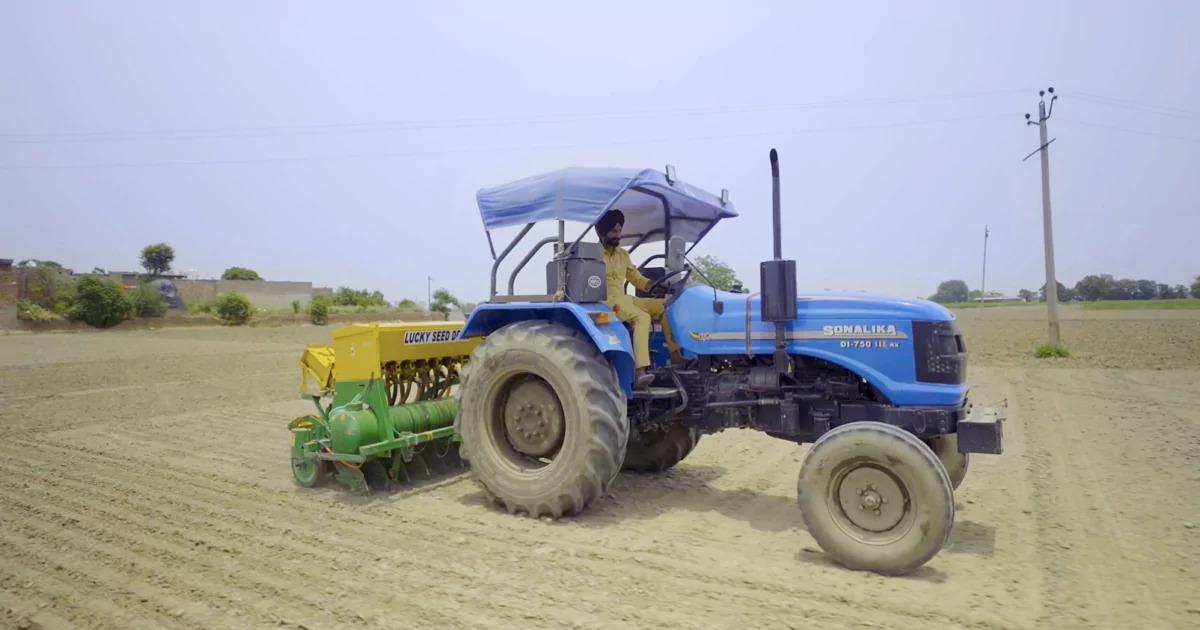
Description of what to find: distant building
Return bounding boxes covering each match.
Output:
[974,292,1025,304]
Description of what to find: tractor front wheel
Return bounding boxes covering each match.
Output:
[924,434,969,489]
[455,321,627,518]
[797,422,955,575]
[622,424,701,473]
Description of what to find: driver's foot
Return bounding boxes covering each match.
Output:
[633,371,655,390]
[669,351,687,367]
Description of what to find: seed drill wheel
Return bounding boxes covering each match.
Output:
[924,434,969,489]
[797,421,955,575]
[291,456,330,488]
[455,321,627,518]
[622,424,702,473]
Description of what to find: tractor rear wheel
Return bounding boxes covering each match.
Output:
[455,321,627,518]
[622,424,701,473]
[797,421,955,575]
[924,434,969,489]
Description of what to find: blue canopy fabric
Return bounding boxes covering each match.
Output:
[476,167,738,246]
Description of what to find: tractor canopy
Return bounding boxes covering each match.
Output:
[476,167,737,247]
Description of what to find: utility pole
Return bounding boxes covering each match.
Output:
[980,225,989,305]
[427,276,432,312]
[1024,87,1061,345]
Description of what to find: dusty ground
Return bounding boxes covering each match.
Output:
[1,307,1198,629]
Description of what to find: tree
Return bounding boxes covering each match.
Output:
[430,289,460,320]
[1133,279,1158,300]
[16,259,61,268]
[968,289,983,301]
[1157,283,1175,299]
[395,298,420,311]
[1017,288,1036,302]
[221,267,262,281]
[929,280,969,304]
[1039,282,1072,302]
[689,255,742,291]
[1177,284,1191,299]
[1192,276,1200,299]
[1073,274,1114,302]
[1107,278,1137,300]
[140,243,175,276]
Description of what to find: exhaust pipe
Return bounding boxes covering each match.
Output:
[760,148,797,373]
[771,149,782,260]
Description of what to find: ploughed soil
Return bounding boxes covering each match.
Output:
[1,307,1198,628]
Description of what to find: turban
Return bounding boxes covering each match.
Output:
[595,209,625,235]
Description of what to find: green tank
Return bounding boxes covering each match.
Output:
[329,398,458,455]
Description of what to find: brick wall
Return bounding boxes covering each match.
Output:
[172,279,318,309]
[0,269,17,305]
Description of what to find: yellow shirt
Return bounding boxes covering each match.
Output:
[601,245,651,302]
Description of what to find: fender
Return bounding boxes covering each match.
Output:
[462,302,638,398]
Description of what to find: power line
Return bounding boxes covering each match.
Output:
[0,112,1016,171]
[0,88,1032,145]
[1059,119,1200,145]
[1072,91,1200,120]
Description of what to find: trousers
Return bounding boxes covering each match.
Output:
[609,295,679,368]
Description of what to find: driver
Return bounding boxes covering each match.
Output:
[595,209,683,390]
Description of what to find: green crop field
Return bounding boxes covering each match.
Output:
[1082,298,1200,310]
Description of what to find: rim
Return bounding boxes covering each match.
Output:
[826,461,915,545]
[292,457,318,483]
[485,370,567,473]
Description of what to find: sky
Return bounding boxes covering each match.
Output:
[1,1,1197,304]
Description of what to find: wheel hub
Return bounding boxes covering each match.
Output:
[502,377,565,458]
[837,466,907,532]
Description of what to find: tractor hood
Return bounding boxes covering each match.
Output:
[668,287,964,406]
[674,287,955,325]
[788,291,952,321]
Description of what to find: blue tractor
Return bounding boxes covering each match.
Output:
[455,150,1004,574]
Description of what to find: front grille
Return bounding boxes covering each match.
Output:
[912,320,967,384]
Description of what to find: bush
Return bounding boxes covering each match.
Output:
[16,298,59,322]
[69,277,132,328]
[333,287,388,308]
[395,298,421,312]
[130,282,168,318]
[309,295,332,325]
[1034,343,1071,359]
[213,292,253,325]
[291,299,301,314]
[25,267,72,309]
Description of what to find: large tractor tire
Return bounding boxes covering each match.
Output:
[622,424,701,473]
[454,321,627,518]
[797,421,955,575]
[924,434,970,490]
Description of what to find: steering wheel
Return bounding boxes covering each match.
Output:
[644,267,691,297]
